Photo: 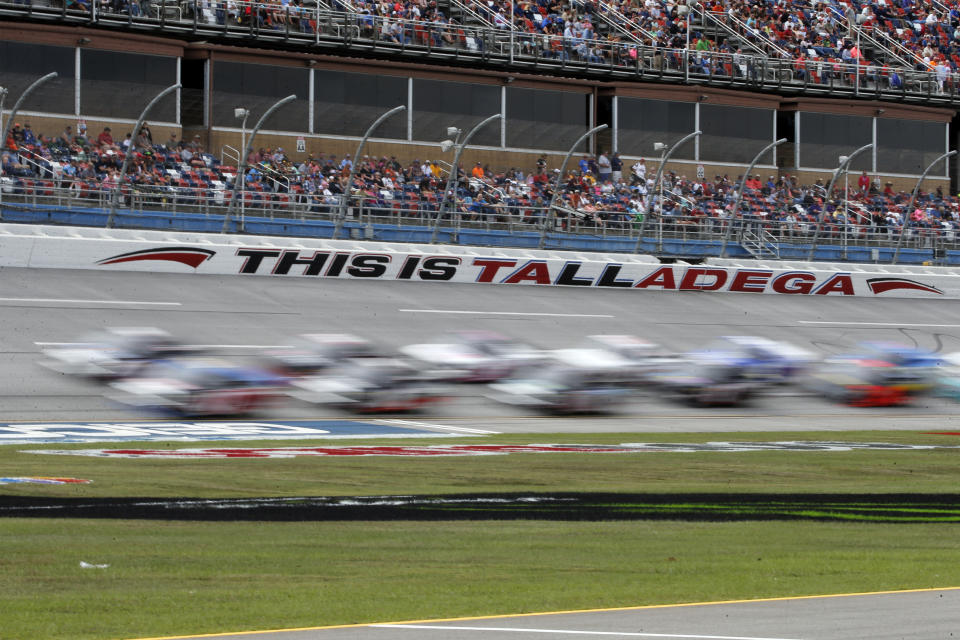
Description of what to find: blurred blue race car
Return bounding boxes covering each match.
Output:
[688,335,814,385]
[108,357,286,416]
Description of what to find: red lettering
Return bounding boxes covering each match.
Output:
[502,261,552,285]
[472,258,518,283]
[771,272,817,294]
[679,268,729,291]
[729,270,773,293]
[814,274,855,296]
[634,266,677,290]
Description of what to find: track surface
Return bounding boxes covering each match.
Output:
[147,588,960,640]
[5,267,960,640]
[4,266,960,431]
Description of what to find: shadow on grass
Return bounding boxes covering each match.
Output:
[3,493,960,522]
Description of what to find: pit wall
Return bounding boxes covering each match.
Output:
[2,223,958,299]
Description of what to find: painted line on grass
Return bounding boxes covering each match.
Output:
[128,586,960,640]
[1,297,181,306]
[399,309,615,318]
[369,624,800,640]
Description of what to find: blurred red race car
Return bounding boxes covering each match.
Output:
[804,358,927,407]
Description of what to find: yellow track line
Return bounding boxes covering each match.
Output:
[130,585,960,640]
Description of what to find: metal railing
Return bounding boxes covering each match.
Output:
[2,179,959,263]
[1,0,958,105]
[691,4,766,57]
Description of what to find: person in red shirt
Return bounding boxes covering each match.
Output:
[97,127,116,151]
[858,170,871,194]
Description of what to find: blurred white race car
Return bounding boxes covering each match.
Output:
[487,348,634,414]
[586,334,683,384]
[260,333,374,377]
[288,357,445,413]
[400,330,545,382]
[39,327,196,381]
[648,358,758,407]
[108,357,285,416]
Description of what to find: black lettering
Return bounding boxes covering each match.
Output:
[347,254,390,278]
[325,253,351,277]
[237,249,281,274]
[272,250,330,276]
[555,262,594,286]
[418,257,460,281]
[397,256,421,280]
[596,264,633,288]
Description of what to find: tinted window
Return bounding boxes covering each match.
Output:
[81,50,177,121]
[211,61,309,131]
[0,41,75,115]
[413,79,501,147]
[506,87,589,151]
[798,112,872,171]
[315,71,407,139]
[699,104,775,164]
[618,98,695,160]
[877,119,947,176]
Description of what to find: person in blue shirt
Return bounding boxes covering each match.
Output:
[21,124,37,146]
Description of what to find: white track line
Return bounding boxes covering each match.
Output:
[35,342,288,349]
[399,309,614,318]
[1,297,181,306]
[369,625,800,640]
[376,419,500,435]
[797,321,960,327]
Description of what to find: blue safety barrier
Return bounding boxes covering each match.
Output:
[0,203,944,265]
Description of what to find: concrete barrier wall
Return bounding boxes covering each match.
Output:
[2,224,958,298]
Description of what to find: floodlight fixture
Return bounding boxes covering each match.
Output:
[653,142,667,151]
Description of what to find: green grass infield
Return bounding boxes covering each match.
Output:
[2,430,960,639]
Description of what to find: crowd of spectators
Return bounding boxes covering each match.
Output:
[42,0,960,89]
[3,121,959,242]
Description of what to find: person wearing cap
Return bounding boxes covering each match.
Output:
[163,131,179,151]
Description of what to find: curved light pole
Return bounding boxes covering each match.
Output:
[634,130,701,254]
[222,94,297,233]
[720,137,787,258]
[537,124,607,249]
[806,142,873,260]
[537,124,608,250]
[430,112,501,244]
[1,72,58,154]
[333,104,406,239]
[0,86,9,151]
[106,83,181,228]
[892,149,957,264]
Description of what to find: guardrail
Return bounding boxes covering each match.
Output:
[0,0,956,104]
[1,179,957,264]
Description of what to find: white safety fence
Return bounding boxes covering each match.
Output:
[1,223,958,298]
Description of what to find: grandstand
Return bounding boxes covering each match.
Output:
[1,0,959,263]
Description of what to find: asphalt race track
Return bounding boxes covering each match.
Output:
[146,588,960,640]
[4,267,960,640]
[4,266,960,431]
